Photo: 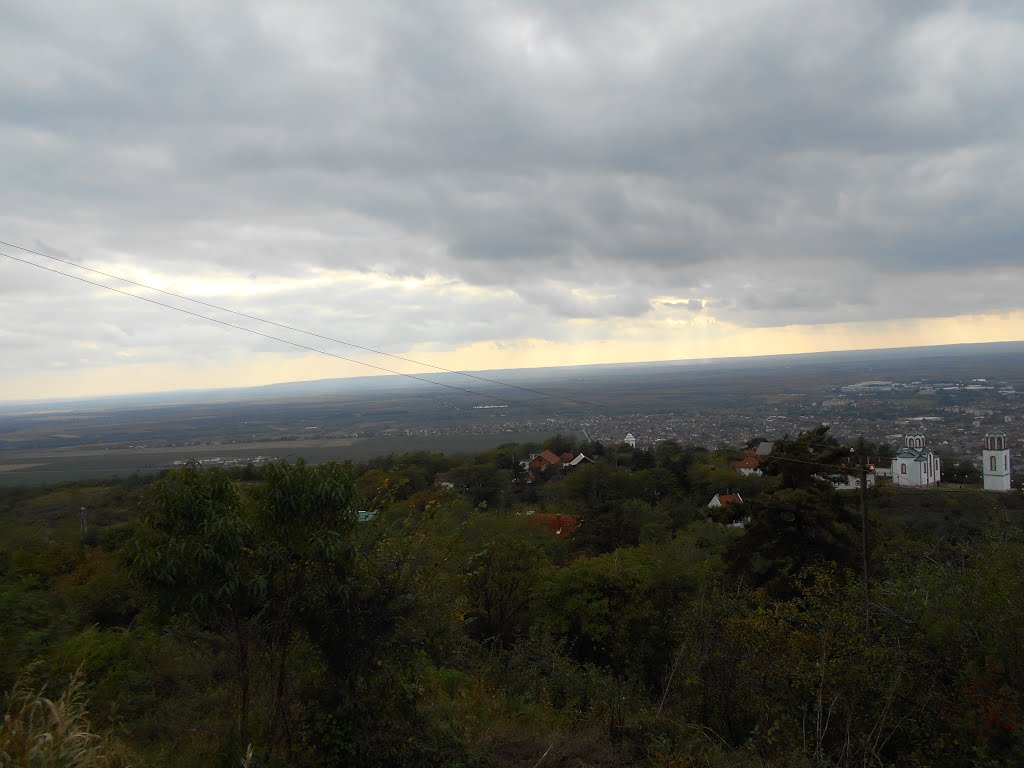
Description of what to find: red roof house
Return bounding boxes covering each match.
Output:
[730,455,761,474]
[528,449,563,472]
[708,492,744,508]
[525,512,581,540]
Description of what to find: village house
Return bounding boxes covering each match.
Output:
[829,472,877,491]
[527,449,563,472]
[868,456,893,478]
[708,492,743,508]
[522,450,595,473]
[566,453,594,467]
[729,454,762,476]
[518,511,581,540]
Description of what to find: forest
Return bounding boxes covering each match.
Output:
[2,427,1023,767]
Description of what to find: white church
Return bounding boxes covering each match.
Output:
[983,429,1012,492]
[892,433,942,488]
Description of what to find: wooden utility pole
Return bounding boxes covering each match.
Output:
[858,440,870,634]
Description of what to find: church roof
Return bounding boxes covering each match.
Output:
[896,446,930,460]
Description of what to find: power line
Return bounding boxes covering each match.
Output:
[0,238,597,407]
[1,249,527,406]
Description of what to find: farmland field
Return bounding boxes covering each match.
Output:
[0,431,557,485]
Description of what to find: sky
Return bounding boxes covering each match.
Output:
[2,0,1024,401]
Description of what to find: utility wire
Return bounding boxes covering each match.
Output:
[0,238,597,407]
[0,249,526,406]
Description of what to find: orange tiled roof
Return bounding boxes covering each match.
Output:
[730,456,760,470]
[527,513,580,539]
[529,449,563,469]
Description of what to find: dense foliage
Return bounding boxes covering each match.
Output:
[2,431,1024,766]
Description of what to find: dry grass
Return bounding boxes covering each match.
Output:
[0,667,133,768]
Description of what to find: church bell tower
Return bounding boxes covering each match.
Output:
[983,430,1012,492]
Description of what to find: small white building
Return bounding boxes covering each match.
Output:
[869,457,893,478]
[624,433,636,448]
[983,429,1012,492]
[892,433,941,488]
[830,473,877,491]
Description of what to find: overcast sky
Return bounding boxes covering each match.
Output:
[2,0,1023,400]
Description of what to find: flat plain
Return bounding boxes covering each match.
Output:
[3,341,1024,485]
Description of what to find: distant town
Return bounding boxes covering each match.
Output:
[366,374,1022,477]
[3,343,1024,485]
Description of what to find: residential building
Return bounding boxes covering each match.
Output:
[868,456,893,478]
[730,454,762,476]
[708,492,743,508]
[830,473,876,491]
[520,512,581,540]
[527,449,563,472]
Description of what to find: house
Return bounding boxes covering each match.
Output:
[892,433,941,487]
[730,454,762,476]
[868,456,893,478]
[566,453,594,467]
[814,463,878,490]
[528,449,563,472]
[520,511,581,540]
[829,473,876,491]
[624,433,637,448]
[708,492,743,508]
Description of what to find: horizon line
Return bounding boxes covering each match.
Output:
[2,338,1021,409]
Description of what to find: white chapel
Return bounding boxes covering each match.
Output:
[892,433,941,488]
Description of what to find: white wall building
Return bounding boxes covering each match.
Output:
[624,433,636,448]
[830,473,877,491]
[983,429,1012,492]
[869,457,893,478]
[892,433,941,488]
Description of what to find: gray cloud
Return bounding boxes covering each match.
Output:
[2,0,1024,385]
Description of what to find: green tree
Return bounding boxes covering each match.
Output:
[127,462,262,757]
[463,535,542,645]
[762,425,845,490]
[727,488,856,598]
[254,460,358,756]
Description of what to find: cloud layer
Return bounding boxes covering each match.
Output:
[2,1,1023,397]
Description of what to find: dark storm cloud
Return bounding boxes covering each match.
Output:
[2,0,1023,381]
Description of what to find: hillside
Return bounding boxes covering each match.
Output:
[3,432,1024,766]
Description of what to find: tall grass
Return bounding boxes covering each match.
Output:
[0,667,132,767]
